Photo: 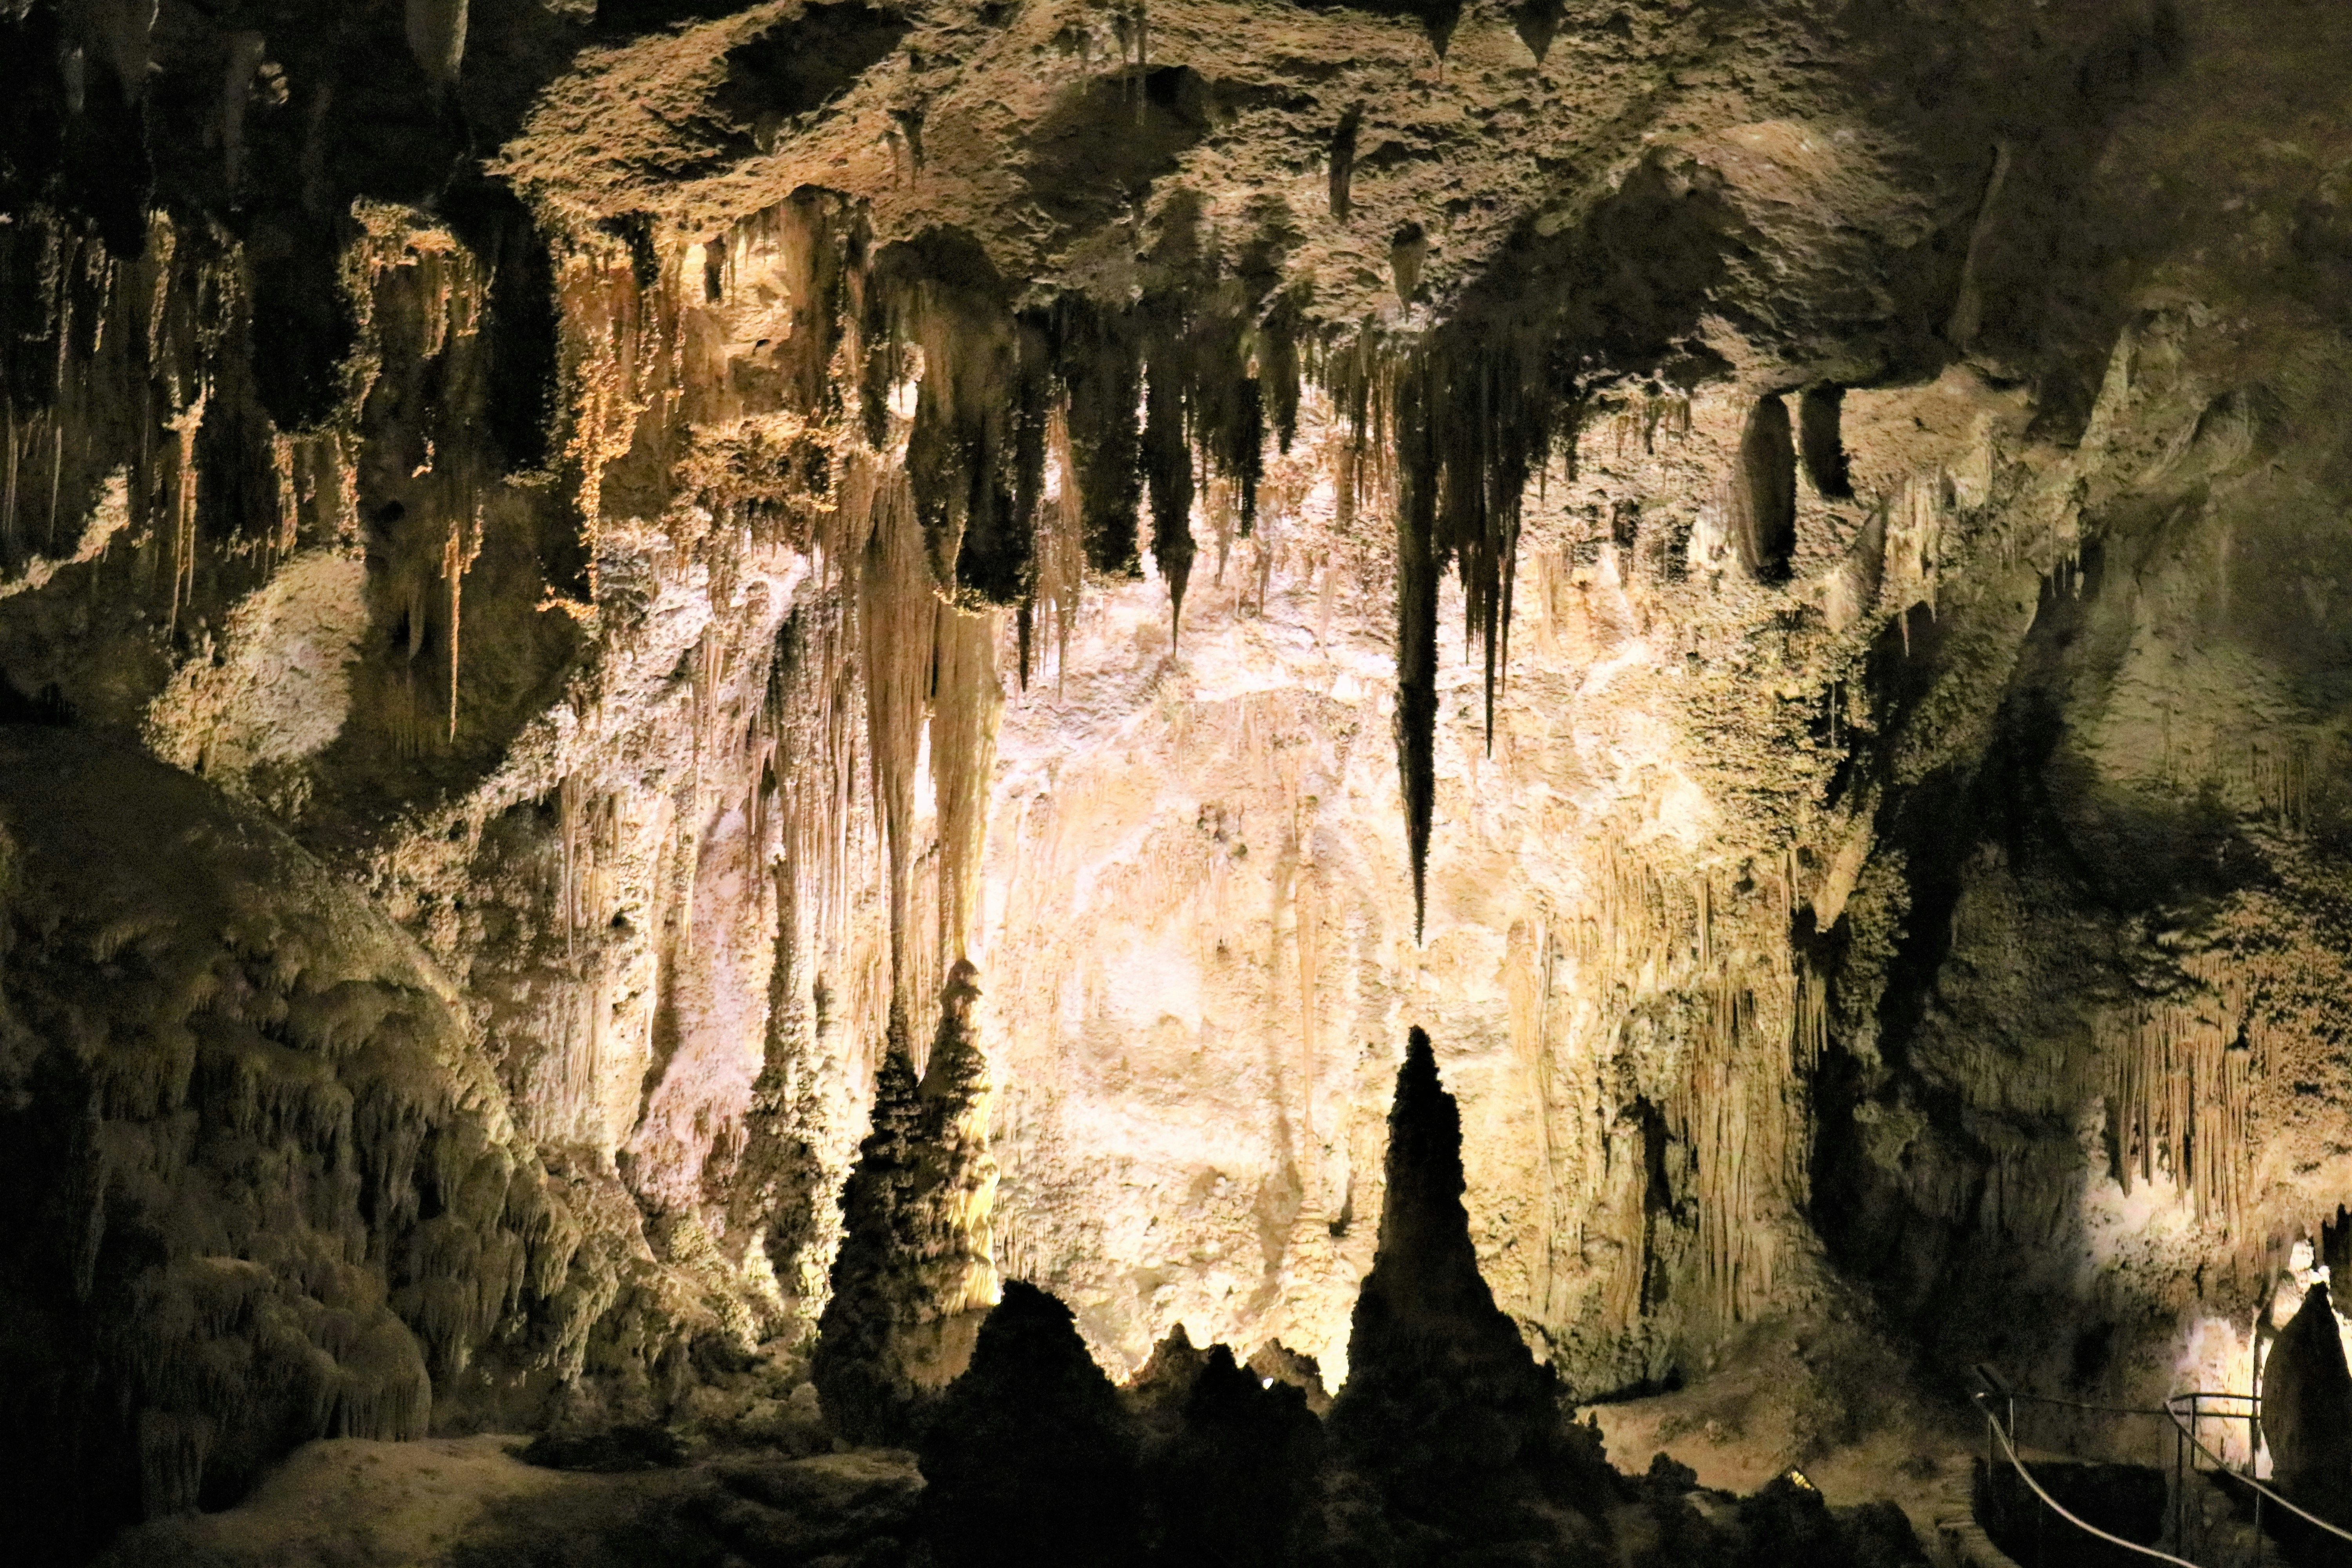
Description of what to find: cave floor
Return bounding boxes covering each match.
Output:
[98,1348,1996,1568]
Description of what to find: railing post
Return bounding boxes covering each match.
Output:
[2173,1418,2184,1557]
[2247,1392,2258,1490]
[1989,1409,1998,1528]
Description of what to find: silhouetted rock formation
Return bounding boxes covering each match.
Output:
[811,1023,928,1445]
[1324,1025,1618,1561]
[811,963,998,1445]
[1123,1322,1215,1439]
[2263,1281,2352,1522]
[1145,1342,1324,1568]
[918,1279,1142,1568]
[1732,1474,1928,1568]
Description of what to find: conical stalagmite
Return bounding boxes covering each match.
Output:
[810,964,1000,1444]
[1327,1027,1617,1555]
[919,1280,1142,1568]
[811,1020,929,1445]
[904,959,999,1387]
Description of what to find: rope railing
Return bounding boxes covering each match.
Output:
[1973,1387,2197,1566]
[2164,1389,2352,1548]
[1971,1365,2352,1566]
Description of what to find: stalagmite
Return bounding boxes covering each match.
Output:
[2261,1282,2352,1520]
[1327,1027,1613,1552]
[811,959,1001,1442]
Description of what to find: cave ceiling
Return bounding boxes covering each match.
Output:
[5,0,2352,1556]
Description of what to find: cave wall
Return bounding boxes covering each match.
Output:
[4,0,2352,1544]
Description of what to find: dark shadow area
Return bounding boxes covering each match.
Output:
[715,4,909,129]
[1022,67,1213,236]
[1800,385,1853,499]
[440,178,562,473]
[1976,1459,2167,1568]
[1736,394,1798,582]
[246,217,359,434]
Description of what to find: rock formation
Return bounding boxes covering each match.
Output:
[1323,1025,1617,1559]
[810,961,996,1443]
[916,1278,1142,1568]
[4,0,2352,1558]
[2262,1281,2352,1522]
[0,730,674,1563]
[1144,1341,1324,1568]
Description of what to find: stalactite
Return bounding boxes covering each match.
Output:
[1393,353,1439,940]
[931,608,1003,967]
[268,432,298,569]
[163,390,205,636]
[1034,407,1086,686]
[2250,733,2317,834]
[1143,350,1195,639]
[558,774,617,955]
[2107,952,2261,1232]
[1329,106,1363,222]
[441,506,482,742]
[1793,954,1828,1072]
[1054,298,1144,577]
[857,460,937,1013]
[1665,970,1803,1321]
[1315,316,1557,926]
[554,236,665,615]
[404,0,469,96]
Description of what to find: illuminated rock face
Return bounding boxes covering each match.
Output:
[5,0,2352,1553]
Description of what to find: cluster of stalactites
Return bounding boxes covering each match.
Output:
[583,187,1596,950]
[1508,840,1822,1336]
[1309,323,1571,936]
[0,208,314,643]
[854,260,1305,665]
[2106,951,2274,1234]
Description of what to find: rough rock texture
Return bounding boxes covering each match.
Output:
[1321,1024,1617,1560]
[2261,1281,2352,1519]
[96,1434,925,1568]
[810,960,995,1442]
[0,731,678,1564]
[5,0,2352,1553]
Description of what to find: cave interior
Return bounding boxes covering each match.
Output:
[4,0,2352,1563]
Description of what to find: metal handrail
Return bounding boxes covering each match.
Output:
[1975,1390,2198,1566]
[2164,1389,2352,1546]
[2002,1390,2172,1418]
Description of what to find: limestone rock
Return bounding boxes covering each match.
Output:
[1326,1026,1617,1559]
[918,1279,1142,1568]
[2262,1281,2352,1521]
